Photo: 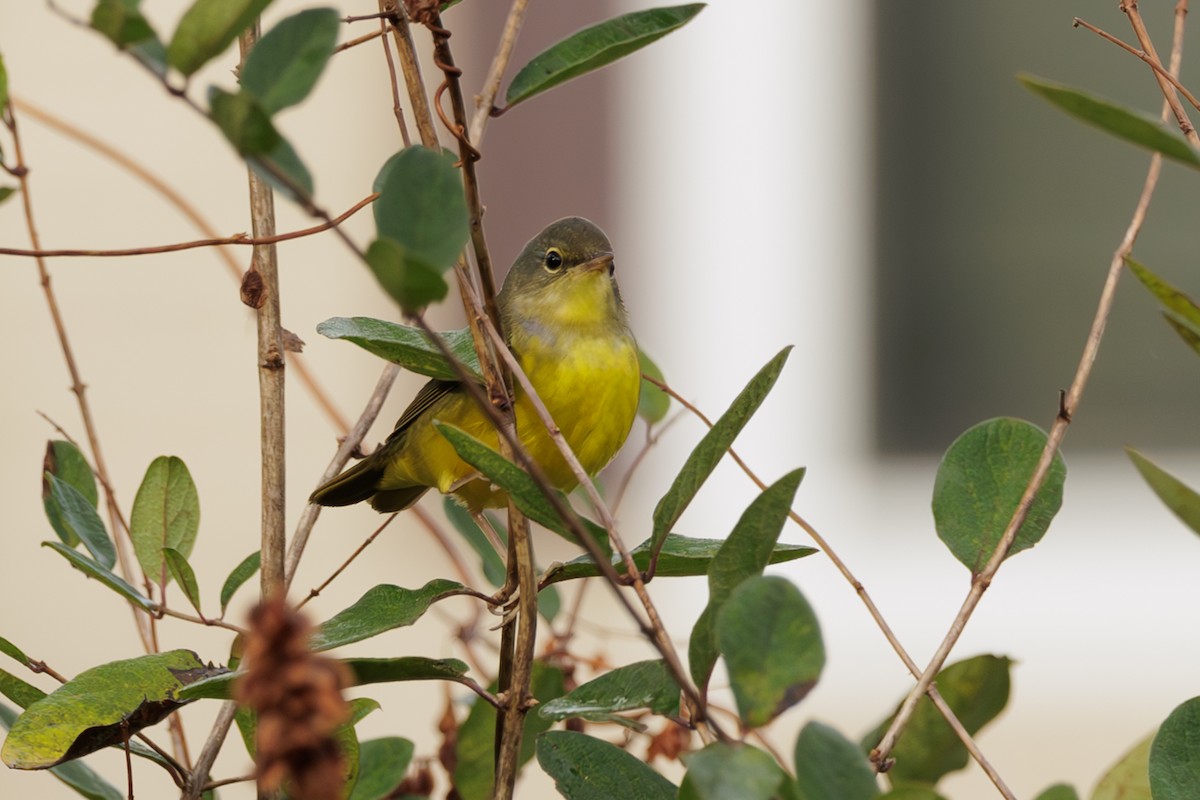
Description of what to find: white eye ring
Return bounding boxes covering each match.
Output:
[544,248,564,272]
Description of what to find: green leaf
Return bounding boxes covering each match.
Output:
[717,575,823,729]
[0,667,47,710]
[1163,314,1200,357]
[443,497,506,586]
[1126,448,1200,536]
[1,650,218,769]
[167,0,274,76]
[436,423,612,554]
[44,474,114,568]
[219,550,260,615]
[506,4,705,108]
[543,533,815,585]
[129,455,200,587]
[650,347,792,559]
[208,86,279,155]
[246,131,314,201]
[43,542,155,611]
[877,789,946,800]
[0,53,8,111]
[637,348,670,424]
[932,417,1066,574]
[365,236,448,313]
[454,661,564,800]
[536,730,677,800]
[91,0,156,47]
[42,441,98,548]
[163,548,202,615]
[0,703,123,800]
[1032,784,1079,800]
[792,721,879,800]
[689,468,806,692]
[178,656,467,701]
[860,654,1012,785]
[239,7,338,114]
[678,742,784,800]
[538,660,678,729]
[372,146,470,273]
[0,186,16,207]
[1093,734,1152,800]
[0,637,30,667]
[1125,257,1200,356]
[316,317,483,381]
[309,579,465,652]
[1150,696,1200,799]
[349,737,414,800]
[1018,74,1200,169]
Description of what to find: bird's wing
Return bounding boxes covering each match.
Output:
[383,378,460,443]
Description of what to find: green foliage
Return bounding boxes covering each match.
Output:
[1019,74,1200,169]
[0,638,29,668]
[506,4,705,108]
[129,455,199,588]
[348,737,414,800]
[167,0,274,77]
[43,474,114,568]
[0,703,122,800]
[1126,448,1200,537]
[538,659,679,729]
[218,549,260,615]
[239,7,338,114]
[42,542,155,611]
[177,656,469,701]
[536,730,677,800]
[163,548,202,615]
[1092,734,1152,800]
[0,667,46,710]
[1032,784,1079,800]
[309,579,465,651]
[90,0,166,76]
[932,417,1066,573]
[637,347,670,424]
[792,721,879,800]
[678,741,785,800]
[364,236,449,313]
[42,440,98,548]
[1150,696,1200,800]
[1125,257,1200,358]
[317,316,483,380]
[861,655,1012,785]
[0,186,16,207]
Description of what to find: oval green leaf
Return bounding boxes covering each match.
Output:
[638,348,670,424]
[1150,696,1200,800]
[365,236,449,313]
[1,650,217,769]
[0,638,29,668]
[688,468,805,692]
[42,440,98,548]
[1,702,123,800]
[163,548,202,616]
[44,474,114,569]
[309,579,465,652]
[239,7,338,114]
[506,4,705,108]
[651,346,792,559]
[219,550,260,615]
[1033,784,1079,800]
[1093,733,1152,800]
[91,0,166,76]
[792,721,879,800]
[1126,448,1200,537]
[1019,74,1200,170]
[208,87,279,156]
[538,659,679,729]
[536,730,677,800]
[349,737,414,800]
[717,575,823,729]
[42,542,154,611]
[679,742,784,800]
[372,146,469,273]
[860,654,1012,785]
[316,317,482,381]
[167,0,274,76]
[932,417,1066,573]
[129,456,200,587]
[0,667,47,710]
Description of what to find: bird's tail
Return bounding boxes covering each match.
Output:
[309,458,385,507]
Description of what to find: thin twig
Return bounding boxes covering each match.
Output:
[295,513,400,610]
[380,1,439,148]
[870,2,1189,774]
[334,28,385,54]
[1073,17,1200,112]
[184,702,237,800]
[468,0,530,146]
[376,13,412,145]
[153,606,247,634]
[1121,0,1199,143]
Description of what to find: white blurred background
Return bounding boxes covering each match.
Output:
[3,1,1200,798]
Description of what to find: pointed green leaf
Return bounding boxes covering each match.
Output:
[208,86,279,155]
[538,660,678,729]
[443,497,506,586]
[651,347,792,558]
[1163,313,1200,357]
[1033,785,1079,800]
[44,474,114,568]
[1150,696,1200,799]
[638,348,670,424]
[0,53,8,111]
[372,146,469,272]
[1019,74,1200,169]
[0,703,123,800]
[365,236,448,313]
[454,661,565,800]
[349,737,414,800]
[163,548,202,616]
[1126,448,1200,536]
[0,186,16,207]
[42,440,98,548]
[0,637,30,667]
[679,742,784,800]
[309,579,465,652]
[860,655,1012,785]
[91,0,167,76]
[43,542,155,611]
[536,730,677,800]
[1125,257,1200,331]
[435,422,611,554]
[506,4,705,108]
[240,7,338,114]
[689,468,805,691]
[792,721,879,800]
[316,317,483,381]
[0,667,47,710]
[1,650,217,769]
[717,575,823,729]
[129,455,199,586]
[932,417,1066,574]
[1093,734,1152,800]
[167,0,274,76]
[178,656,467,701]
[219,550,260,615]
[542,533,814,585]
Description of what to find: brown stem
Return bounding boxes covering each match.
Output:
[1121,0,1199,143]
[184,702,237,800]
[295,513,400,610]
[468,0,530,146]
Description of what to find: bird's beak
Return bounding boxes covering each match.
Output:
[580,253,614,275]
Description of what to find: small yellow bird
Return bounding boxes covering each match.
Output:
[310,217,641,513]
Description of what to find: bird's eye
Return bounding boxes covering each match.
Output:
[544,248,564,272]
